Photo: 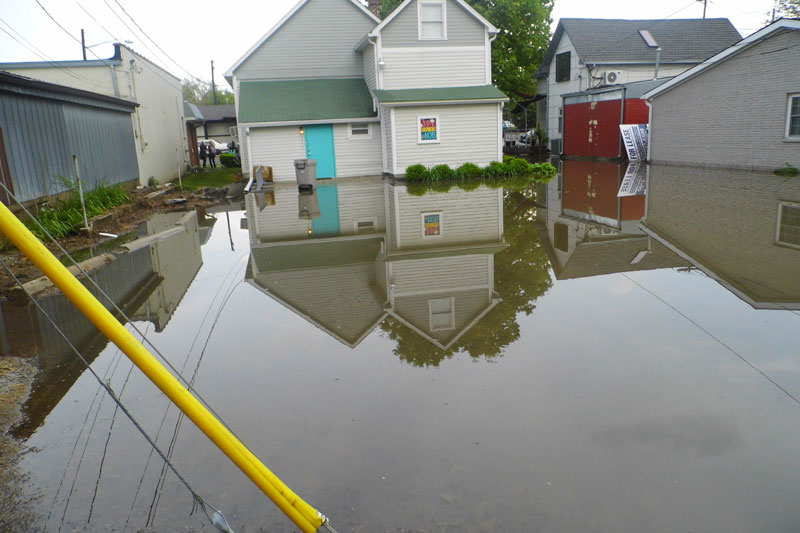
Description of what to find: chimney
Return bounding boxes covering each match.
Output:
[368,0,381,18]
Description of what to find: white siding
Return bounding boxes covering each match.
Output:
[393,103,499,172]
[392,255,489,294]
[235,0,375,80]
[332,123,383,177]
[384,108,394,173]
[381,0,485,47]
[247,182,311,241]
[336,178,387,234]
[381,46,486,89]
[249,126,306,181]
[392,184,500,249]
[363,43,377,91]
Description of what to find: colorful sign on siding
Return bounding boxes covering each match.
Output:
[422,212,442,236]
[418,116,440,144]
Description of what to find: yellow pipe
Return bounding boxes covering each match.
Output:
[0,203,324,533]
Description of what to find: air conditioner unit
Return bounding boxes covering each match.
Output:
[604,70,624,84]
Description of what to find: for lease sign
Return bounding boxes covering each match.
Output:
[619,124,648,161]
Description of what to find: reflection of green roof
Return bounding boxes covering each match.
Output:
[238,78,377,123]
[374,85,508,104]
[251,237,383,271]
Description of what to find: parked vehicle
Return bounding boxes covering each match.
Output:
[198,139,228,153]
[518,130,533,145]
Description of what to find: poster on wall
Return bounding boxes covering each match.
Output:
[422,212,442,237]
[619,124,648,161]
[617,163,648,197]
[418,116,439,144]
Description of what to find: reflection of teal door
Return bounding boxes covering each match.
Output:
[311,184,340,237]
[305,124,336,178]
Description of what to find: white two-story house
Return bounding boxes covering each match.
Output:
[226,0,507,180]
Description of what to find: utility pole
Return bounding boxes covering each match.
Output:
[697,0,707,18]
[81,28,86,60]
[211,60,218,105]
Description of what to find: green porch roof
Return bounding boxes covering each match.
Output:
[374,85,508,104]
[238,78,377,123]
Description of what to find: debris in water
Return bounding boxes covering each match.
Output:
[211,510,235,533]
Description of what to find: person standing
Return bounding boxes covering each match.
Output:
[208,142,217,168]
[199,141,207,169]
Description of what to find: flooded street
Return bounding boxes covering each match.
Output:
[3,163,800,532]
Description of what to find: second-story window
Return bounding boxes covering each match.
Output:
[419,1,446,40]
[556,51,571,82]
[787,94,800,139]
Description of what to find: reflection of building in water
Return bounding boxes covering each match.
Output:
[245,179,505,349]
[0,211,204,438]
[642,165,800,310]
[537,159,687,278]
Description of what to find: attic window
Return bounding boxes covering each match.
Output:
[429,297,455,331]
[555,51,570,82]
[419,1,446,40]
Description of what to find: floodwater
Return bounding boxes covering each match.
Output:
[2,161,800,532]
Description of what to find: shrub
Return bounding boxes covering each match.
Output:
[483,160,510,178]
[406,181,429,196]
[456,162,482,180]
[529,162,558,182]
[405,164,428,181]
[505,156,531,176]
[430,164,455,181]
[430,179,454,193]
[774,163,799,178]
[220,153,239,168]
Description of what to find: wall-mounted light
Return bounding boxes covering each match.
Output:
[377,58,385,69]
[299,126,305,135]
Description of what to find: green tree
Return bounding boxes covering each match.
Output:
[379,186,553,367]
[380,0,553,98]
[182,78,235,105]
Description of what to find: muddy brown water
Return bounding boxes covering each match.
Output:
[2,164,800,532]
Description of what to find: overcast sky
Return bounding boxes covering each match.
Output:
[0,0,777,89]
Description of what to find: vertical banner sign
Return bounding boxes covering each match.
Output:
[418,116,439,143]
[423,213,441,236]
[617,163,648,197]
[619,124,648,161]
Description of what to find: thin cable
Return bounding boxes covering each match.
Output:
[0,257,230,531]
[621,272,800,407]
[32,0,112,64]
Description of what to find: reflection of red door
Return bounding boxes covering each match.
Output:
[186,125,199,167]
[0,127,14,206]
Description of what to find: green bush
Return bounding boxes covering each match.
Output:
[430,179,454,193]
[483,161,510,178]
[456,162,482,180]
[219,153,239,168]
[430,164,455,181]
[458,178,483,192]
[505,156,531,176]
[406,181,429,196]
[405,164,428,181]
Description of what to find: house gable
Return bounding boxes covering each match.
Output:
[230,0,379,81]
[380,0,487,47]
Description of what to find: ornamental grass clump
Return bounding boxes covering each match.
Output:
[456,162,482,180]
[405,164,429,182]
[483,160,511,178]
[430,164,455,181]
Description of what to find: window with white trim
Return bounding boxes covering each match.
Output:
[353,217,377,234]
[429,297,454,331]
[419,1,446,40]
[787,94,800,139]
[348,122,371,139]
[777,202,800,248]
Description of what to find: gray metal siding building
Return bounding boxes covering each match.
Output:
[0,72,138,204]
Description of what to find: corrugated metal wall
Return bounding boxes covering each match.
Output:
[0,91,138,203]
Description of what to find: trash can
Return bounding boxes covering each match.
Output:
[298,188,320,220]
[294,159,317,190]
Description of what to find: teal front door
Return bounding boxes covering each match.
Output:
[304,124,336,178]
[311,184,340,237]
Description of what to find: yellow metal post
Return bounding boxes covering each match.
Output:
[0,202,324,533]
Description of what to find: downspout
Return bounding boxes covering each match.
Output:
[654,47,662,79]
[618,86,627,159]
[129,59,145,152]
[645,98,653,162]
[109,64,120,98]
[369,35,379,110]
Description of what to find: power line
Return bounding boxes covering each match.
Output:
[32,0,112,65]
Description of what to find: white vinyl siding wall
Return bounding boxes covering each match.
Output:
[234,0,375,80]
[336,179,387,234]
[246,183,311,241]
[249,126,306,181]
[333,123,383,177]
[381,0,485,47]
[393,104,499,172]
[392,255,489,293]
[363,43,377,91]
[381,47,486,89]
[393,185,500,248]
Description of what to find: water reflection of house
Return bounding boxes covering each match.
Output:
[642,165,800,309]
[537,159,687,278]
[0,211,203,438]
[245,179,505,349]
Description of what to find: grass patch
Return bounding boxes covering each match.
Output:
[180,167,241,191]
